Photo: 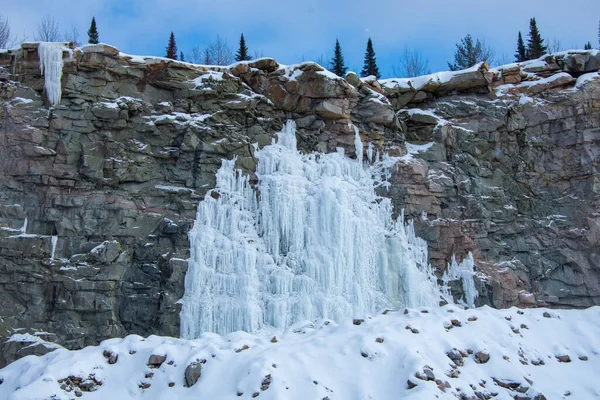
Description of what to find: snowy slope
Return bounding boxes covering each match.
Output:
[1,306,599,400]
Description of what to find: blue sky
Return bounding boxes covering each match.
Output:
[3,0,599,78]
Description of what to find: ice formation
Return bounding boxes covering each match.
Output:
[38,42,66,106]
[181,121,443,338]
[442,252,478,308]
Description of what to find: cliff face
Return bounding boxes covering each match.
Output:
[0,43,599,366]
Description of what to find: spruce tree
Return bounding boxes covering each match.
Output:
[330,39,347,76]
[179,51,185,62]
[87,17,99,44]
[584,42,593,50]
[360,38,380,79]
[515,32,527,62]
[235,33,251,61]
[526,18,547,59]
[166,31,178,60]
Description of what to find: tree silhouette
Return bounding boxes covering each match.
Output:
[526,18,547,59]
[235,33,251,61]
[166,31,178,60]
[87,17,99,44]
[515,32,527,62]
[330,39,347,76]
[448,34,494,71]
[361,38,380,79]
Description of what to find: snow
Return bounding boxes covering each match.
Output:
[381,62,483,91]
[191,71,225,86]
[5,333,62,350]
[11,97,34,104]
[180,121,443,338]
[2,306,599,400]
[401,142,435,162]
[572,72,600,89]
[38,42,69,106]
[155,185,196,193]
[517,72,573,88]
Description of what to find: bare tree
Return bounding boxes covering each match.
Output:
[315,54,330,69]
[206,35,234,65]
[202,48,213,65]
[35,15,61,42]
[392,47,430,78]
[253,49,264,60]
[63,25,80,47]
[497,53,514,66]
[0,14,10,48]
[189,45,203,64]
[548,37,563,53]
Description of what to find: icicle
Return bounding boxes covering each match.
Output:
[50,236,58,261]
[181,121,443,338]
[442,252,478,308]
[353,124,363,163]
[20,217,28,234]
[38,42,66,106]
[367,142,374,164]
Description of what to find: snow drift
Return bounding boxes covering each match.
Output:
[1,306,598,399]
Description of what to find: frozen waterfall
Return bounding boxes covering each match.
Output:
[181,121,443,338]
[442,253,478,308]
[38,42,67,106]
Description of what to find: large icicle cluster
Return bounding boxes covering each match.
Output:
[181,121,443,338]
[442,252,478,308]
[38,42,67,106]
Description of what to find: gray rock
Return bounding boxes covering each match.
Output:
[184,360,202,387]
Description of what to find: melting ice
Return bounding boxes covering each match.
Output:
[181,121,443,338]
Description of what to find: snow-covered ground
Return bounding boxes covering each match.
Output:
[1,306,598,399]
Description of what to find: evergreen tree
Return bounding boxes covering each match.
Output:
[526,18,547,59]
[448,34,494,71]
[330,39,347,76]
[166,31,178,60]
[87,17,99,44]
[514,32,527,62]
[179,51,185,62]
[235,33,251,61]
[360,38,380,79]
[584,42,593,50]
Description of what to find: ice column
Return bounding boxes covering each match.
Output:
[181,121,443,338]
[442,252,478,308]
[38,42,66,106]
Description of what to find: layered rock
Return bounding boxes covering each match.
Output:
[0,43,599,366]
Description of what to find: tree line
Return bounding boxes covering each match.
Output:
[1,14,599,78]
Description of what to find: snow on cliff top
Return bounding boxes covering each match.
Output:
[1,306,599,400]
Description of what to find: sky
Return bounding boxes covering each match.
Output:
[2,0,599,78]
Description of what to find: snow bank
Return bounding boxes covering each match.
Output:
[1,306,598,399]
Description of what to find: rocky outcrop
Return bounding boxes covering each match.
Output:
[0,43,599,366]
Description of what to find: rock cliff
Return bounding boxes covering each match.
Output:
[0,43,599,366]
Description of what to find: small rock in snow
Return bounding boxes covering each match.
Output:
[474,351,490,364]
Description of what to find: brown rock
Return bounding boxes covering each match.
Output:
[474,351,490,364]
[148,354,167,367]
